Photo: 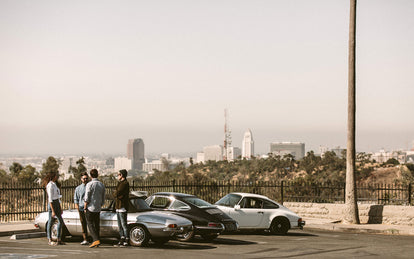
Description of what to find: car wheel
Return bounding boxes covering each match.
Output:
[50,220,58,241]
[129,225,150,247]
[176,229,195,242]
[49,220,66,241]
[200,233,219,241]
[151,237,169,245]
[270,217,290,235]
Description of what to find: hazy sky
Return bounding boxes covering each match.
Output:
[1,0,413,156]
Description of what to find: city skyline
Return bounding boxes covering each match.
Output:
[1,0,413,155]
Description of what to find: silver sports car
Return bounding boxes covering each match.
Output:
[34,191,193,246]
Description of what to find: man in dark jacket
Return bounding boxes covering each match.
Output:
[114,169,130,247]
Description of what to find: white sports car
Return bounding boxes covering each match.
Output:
[215,193,305,235]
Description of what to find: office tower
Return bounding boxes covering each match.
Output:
[242,129,254,159]
[228,147,241,161]
[203,145,223,162]
[270,142,305,159]
[127,138,145,170]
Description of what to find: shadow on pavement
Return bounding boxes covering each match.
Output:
[188,236,257,245]
[222,230,317,237]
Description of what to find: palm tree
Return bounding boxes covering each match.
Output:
[345,0,360,224]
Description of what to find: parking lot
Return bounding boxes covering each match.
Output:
[2,229,414,258]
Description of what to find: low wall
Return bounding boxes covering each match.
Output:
[284,202,414,226]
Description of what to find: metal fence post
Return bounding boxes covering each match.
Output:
[281,180,284,205]
[43,188,47,212]
[343,182,346,203]
[172,179,176,193]
[408,183,412,205]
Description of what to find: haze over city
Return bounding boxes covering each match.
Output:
[1,0,413,156]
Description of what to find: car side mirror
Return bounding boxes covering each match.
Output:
[234,205,241,210]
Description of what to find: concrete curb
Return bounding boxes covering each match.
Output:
[0,228,42,237]
[10,232,46,240]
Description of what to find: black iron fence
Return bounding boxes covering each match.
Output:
[1,180,413,222]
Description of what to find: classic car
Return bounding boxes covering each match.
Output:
[215,192,305,235]
[34,191,193,246]
[145,192,238,241]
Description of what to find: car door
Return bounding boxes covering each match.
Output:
[100,210,118,236]
[229,197,265,228]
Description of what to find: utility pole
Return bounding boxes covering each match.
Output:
[223,108,232,160]
[345,0,360,224]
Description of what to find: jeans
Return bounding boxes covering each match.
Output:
[86,210,100,242]
[47,200,63,240]
[117,212,128,239]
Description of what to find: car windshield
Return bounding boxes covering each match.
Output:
[181,197,213,208]
[130,197,152,212]
[215,194,242,207]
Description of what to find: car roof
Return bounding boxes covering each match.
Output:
[153,192,197,198]
[229,192,270,200]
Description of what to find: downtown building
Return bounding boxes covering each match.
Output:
[242,129,254,159]
[270,142,305,160]
[127,138,145,171]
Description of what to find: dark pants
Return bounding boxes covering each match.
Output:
[85,210,100,242]
[78,210,88,236]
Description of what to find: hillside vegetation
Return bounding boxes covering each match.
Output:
[143,151,414,185]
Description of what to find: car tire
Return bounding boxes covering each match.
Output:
[200,233,219,241]
[49,219,66,241]
[176,229,195,242]
[270,217,290,235]
[129,225,150,247]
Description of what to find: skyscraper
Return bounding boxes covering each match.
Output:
[242,129,254,159]
[270,142,305,159]
[127,138,145,171]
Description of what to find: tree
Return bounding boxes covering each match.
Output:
[344,0,360,224]
[19,165,39,183]
[9,162,24,180]
[300,151,321,174]
[75,157,87,179]
[0,168,11,183]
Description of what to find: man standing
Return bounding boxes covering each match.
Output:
[113,169,130,247]
[74,172,89,245]
[84,169,105,248]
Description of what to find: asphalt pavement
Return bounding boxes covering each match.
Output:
[1,217,414,239]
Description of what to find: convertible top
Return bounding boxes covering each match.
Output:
[130,191,148,198]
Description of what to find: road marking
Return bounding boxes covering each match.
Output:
[1,247,88,255]
[0,253,56,258]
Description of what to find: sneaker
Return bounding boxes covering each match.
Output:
[89,240,100,248]
[122,238,129,247]
[80,240,89,245]
[48,241,57,246]
[114,241,122,247]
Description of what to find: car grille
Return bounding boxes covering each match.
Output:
[223,222,237,232]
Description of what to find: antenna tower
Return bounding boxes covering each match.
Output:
[224,108,232,160]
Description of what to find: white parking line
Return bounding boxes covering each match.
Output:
[1,247,87,255]
[0,253,56,258]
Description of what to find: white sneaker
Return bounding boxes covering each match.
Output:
[80,240,89,245]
